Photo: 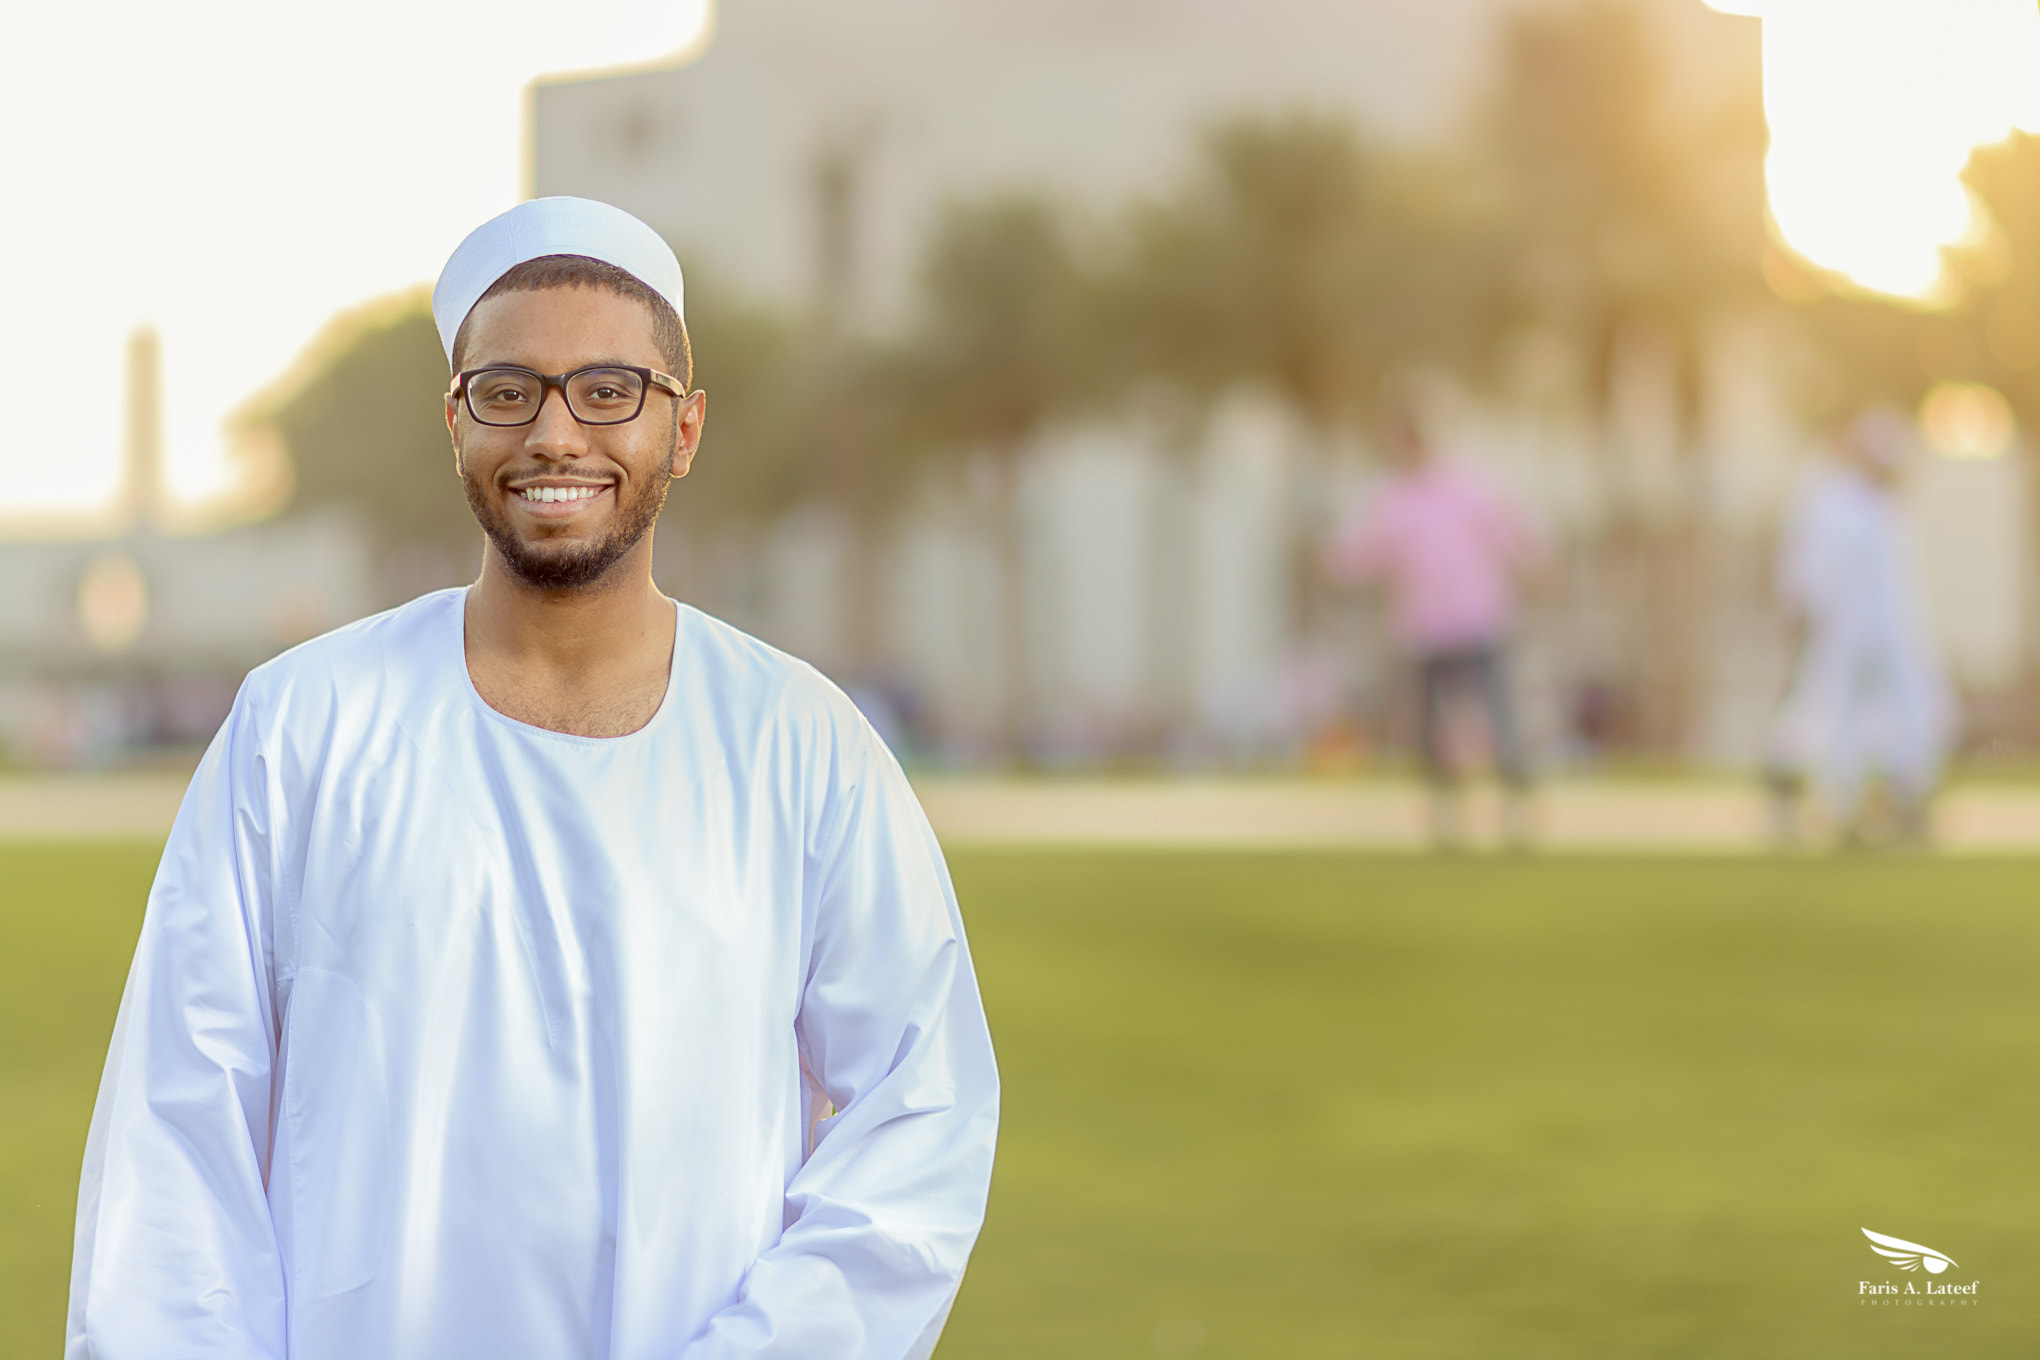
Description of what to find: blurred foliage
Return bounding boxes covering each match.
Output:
[241,294,472,580]
[1767,131,2040,434]
[883,199,1101,740]
[899,197,1099,451]
[243,1,1782,551]
[1466,0,1769,749]
[239,282,852,603]
[1480,0,1766,421]
[662,288,812,524]
[1110,113,1487,432]
[1777,286,1933,434]
[247,0,2040,639]
[1960,132,2040,438]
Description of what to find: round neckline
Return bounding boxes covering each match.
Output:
[453,586,685,746]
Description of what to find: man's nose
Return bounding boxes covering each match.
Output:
[523,386,587,457]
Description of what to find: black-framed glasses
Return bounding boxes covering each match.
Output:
[449,364,687,427]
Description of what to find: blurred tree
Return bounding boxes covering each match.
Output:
[1110,112,1490,672]
[1937,133,2040,696]
[649,285,818,639]
[1480,0,1768,751]
[235,293,475,606]
[1715,138,2040,448]
[240,281,821,614]
[896,197,1096,754]
[1769,133,2040,715]
[1776,283,1930,431]
[1947,134,2040,423]
[235,13,1801,761]
[906,197,1098,446]
[667,288,809,527]
[714,327,927,681]
[1114,111,1480,428]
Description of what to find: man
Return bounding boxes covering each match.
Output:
[1326,391,1542,846]
[1767,408,1953,844]
[68,197,998,1359]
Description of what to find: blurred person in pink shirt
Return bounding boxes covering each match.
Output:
[1327,396,1544,845]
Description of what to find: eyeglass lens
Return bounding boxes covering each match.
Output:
[465,368,648,426]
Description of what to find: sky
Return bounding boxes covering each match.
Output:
[4,0,2036,531]
[0,0,708,530]
[1706,0,2040,298]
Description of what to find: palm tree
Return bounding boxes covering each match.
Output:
[896,197,1095,758]
[1478,0,1768,752]
[1110,112,1487,671]
[238,282,829,624]
[232,294,477,606]
[1935,133,2040,699]
[1116,113,1477,425]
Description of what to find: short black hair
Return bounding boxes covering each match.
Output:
[450,253,691,389]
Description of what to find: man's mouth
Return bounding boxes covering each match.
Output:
[515,484,609,504]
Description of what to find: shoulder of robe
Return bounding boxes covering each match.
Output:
[236,589,460,724]
[676,602,875,749]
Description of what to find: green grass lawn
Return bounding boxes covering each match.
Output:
[1,845,160,1360]
[4,847,2035,1358]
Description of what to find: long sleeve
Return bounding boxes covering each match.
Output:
[68,694,288,1360]
[680,724,999,1360]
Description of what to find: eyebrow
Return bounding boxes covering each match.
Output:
[468,357,648,370]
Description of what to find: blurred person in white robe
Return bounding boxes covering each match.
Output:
[1767,408,1954,845]
[67,198,998,1360]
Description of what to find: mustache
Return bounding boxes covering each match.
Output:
[494,466,617,483]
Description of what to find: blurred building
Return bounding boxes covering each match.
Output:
[535,0,1755,326]
[5,1,2023,773]
[0,331,374,767]
[535,0,2036,769]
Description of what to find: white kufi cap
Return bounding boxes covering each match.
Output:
[431,196,685,366]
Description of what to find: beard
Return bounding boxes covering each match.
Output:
[464,458,671,592]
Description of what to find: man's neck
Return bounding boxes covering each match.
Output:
[463,545,678,737]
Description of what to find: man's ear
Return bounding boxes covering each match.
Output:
[670,389,708,480]
[445,394,464,477]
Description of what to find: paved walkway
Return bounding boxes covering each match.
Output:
[10,772,2040,852]
[917,778,2040,853]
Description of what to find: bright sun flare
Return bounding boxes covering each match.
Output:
[1707,0,2040,301]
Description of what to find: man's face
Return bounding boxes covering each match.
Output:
[446,285,706,592]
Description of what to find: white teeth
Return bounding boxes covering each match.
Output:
[521,486,601,503]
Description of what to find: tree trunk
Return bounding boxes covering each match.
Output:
[991,448,1030,764]
[838,508,886,682]
[1286,423,1333,668]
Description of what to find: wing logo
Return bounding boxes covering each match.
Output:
[1862,1228,1958,1274]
